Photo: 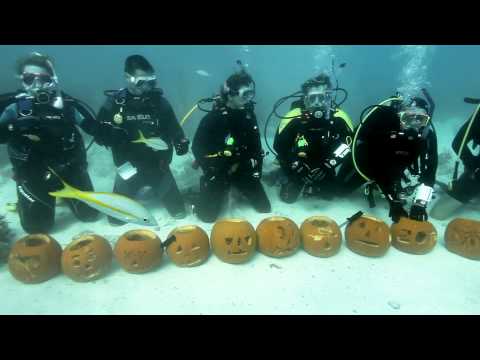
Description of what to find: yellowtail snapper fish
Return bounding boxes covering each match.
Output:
[131,130,170,151]
[47,167,158,226]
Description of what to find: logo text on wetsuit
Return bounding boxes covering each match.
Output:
[126,114,152,121]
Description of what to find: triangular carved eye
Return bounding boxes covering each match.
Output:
[176,246,183,254]
[245,236,252,246]
[225,238,233,245]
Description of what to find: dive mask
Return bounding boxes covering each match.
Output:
[304,88,333,119]
[237,83,255,102]
[399,109,430,131]
[21,72,57,94]
[305,89,333,109]
[128,74,157,89]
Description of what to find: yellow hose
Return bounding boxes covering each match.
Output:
[457,104,480,162]
[351,97,402,182]
[180,104,199,127]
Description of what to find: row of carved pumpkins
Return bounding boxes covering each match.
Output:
[4,215,480,284]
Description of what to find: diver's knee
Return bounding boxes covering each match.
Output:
[195,208,218,223]
[20,218,54,234]
[75,208,100,223]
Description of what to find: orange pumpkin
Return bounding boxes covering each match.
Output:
[8,234,62,284]
[166,225,210,267]
[256,217,300,258]
[62,234,113,282]
[300,216,342,257]
[211,219,256,264]
[114,229,163,273]
[445,218,480,260]
[391,218,437,255]
[346,215,390,257]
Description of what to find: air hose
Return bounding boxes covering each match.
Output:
[451,100,480,188]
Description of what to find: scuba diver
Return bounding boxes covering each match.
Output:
[0,52,101,233]
[431,98,480,219]
[272,73,354,203]
[96,55,189,224]
[191,64,271,223]
[336,89,438,223]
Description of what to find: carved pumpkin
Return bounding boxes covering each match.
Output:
[345,215,390,257]
[256,217,300,258]
[114,229,163,273]
[300,216,342,257]
[8,234,62,284]
[391,218,437,255]
[166,225,210,267]
[445,218,480,260]
[62,233,113,282]
[211,219,257,264]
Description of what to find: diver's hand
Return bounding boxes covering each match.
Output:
[12,115,42,130]
[291,160,311,182]
[409,204,428,222]
[307,167,328,184]
[9,116,43,137]
[175,138,190,156]
[389,200,409,223]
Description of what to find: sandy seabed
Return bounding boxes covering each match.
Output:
[0,130,479,315]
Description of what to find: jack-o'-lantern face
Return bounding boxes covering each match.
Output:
[445,218,480,260]
[211,219,257,264]
[391,218,437,255]
[114,229,163,273]
[346,215,390,257]
[166,225,210,267]
[301,216,342,257]
[62,234,113,282]
[256,217,300,258]
[8,234,62,284]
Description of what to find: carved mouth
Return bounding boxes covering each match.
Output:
[229,250,247,255]
[397,237,410,244]
[355,240,380,247]
[274,246,294,255]
[185,258,203,266]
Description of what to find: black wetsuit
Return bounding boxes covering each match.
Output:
[273,105,353,203]
[448,110,480,203]
[0,92,101,233]
[192,101,271,222]
[96,88,188,223]
[337,103,438,221]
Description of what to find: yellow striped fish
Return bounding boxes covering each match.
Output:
[131,130,170,151]
[47,168,158,226]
